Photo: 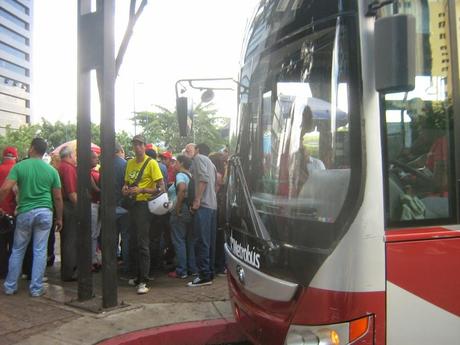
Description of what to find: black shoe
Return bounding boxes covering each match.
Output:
[47,256,55,267]
[187,277,213,287]
[62,268,78,281]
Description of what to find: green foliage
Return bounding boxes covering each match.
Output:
[39,119,76,150]
[423,100,452,132]
[116,130,133,157]
[0,118,102,159]
[38,119,101,149]
[0,124,40,159]
[134,104,228,153]
[134,106,182,152]
[192,105,228,152]
[0,103,230,160]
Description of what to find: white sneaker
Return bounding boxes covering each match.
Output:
[136,283,149,294]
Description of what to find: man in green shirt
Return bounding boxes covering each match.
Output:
[0,138,63,297]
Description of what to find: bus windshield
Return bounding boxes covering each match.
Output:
[237,13,360,243]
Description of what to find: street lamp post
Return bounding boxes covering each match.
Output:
[132,81,144,135]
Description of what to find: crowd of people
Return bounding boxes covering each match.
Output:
[0,134,229,296]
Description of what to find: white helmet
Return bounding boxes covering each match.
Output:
[148,192,173,215]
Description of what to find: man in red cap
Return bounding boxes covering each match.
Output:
[160,151,175,187]
[0,147,17,278]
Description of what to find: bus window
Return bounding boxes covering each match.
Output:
[383,0,455,225]
[251,19,353,225]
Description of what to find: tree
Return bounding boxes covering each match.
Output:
[192,105,228,151]
[134,104,228,153]
[134,106,182,151]
[0,124,40,159]
[0,119,107,159]
[116,130,133,157]
[39,119,76,150]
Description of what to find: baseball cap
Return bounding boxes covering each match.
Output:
[3,146,18,159]
[131,134,146,144]
[160,151,173,159]
[145,143,158,152]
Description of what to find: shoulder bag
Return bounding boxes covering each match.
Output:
[121,157,152,210]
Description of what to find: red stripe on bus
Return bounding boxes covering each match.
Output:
[385,226,460,242]
[98,319,247,345]
[291,288,385,345]
[228,274,295,345]
[387,237,460,317]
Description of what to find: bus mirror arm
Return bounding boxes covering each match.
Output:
[174,78,248,137]
[366,0,397,17]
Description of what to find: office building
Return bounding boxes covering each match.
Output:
[0,0,31,135]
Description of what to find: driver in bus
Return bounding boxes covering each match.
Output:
[289,105,325,197]
[306,147,325,172]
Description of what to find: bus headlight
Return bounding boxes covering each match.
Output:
[284,316,371,345]
[284,328,342,345]
[284,330,320,345]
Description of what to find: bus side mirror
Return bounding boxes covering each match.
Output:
[176,96,192,137]
[374,14,416,93]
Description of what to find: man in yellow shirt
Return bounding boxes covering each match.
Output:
[122,134,164,294]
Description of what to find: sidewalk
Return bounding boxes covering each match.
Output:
[0,263,233,345]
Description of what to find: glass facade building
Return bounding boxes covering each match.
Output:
[0,0,31,135]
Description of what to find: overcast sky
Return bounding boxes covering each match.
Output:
[32,0,259,133]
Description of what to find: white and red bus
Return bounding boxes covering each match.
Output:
[225,0,460,344]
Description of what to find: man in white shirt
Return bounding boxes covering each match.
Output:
[306,150,326,172]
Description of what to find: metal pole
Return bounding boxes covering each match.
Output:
[99,0,118,308]
[133,81,137,135]
[77,0,93,301]
[76,0,146,309]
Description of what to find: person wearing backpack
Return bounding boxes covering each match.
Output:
[184,143,217,287]
[167,155,197,279]
[122,134,164,294]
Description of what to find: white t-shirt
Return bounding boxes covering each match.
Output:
[307,156,326,172]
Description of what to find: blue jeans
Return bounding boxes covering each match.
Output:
[4,208,53,296]
[91,203,101,264]
[170,204,196,276]
[193,207,217,281]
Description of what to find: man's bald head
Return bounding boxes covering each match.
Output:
[184,143,197,158]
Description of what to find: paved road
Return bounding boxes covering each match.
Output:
[0,263,232,345]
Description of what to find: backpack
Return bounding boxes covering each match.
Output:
[175,172,195,206]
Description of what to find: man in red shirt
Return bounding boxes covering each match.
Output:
[160,151,176,187]
[57,146,78,281]
[0,147,17,278]
[90,150,101,271]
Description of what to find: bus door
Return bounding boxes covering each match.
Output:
[380,1,460,343]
